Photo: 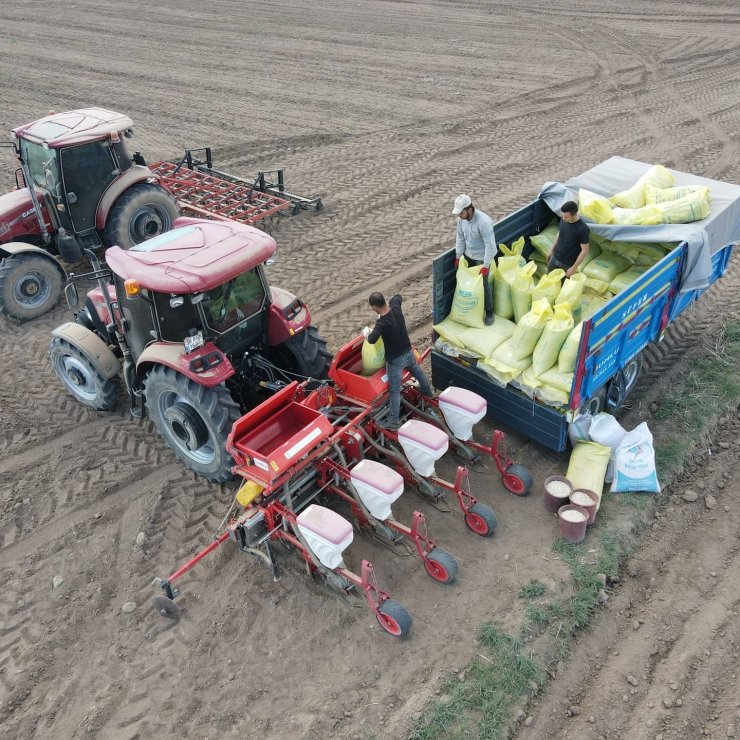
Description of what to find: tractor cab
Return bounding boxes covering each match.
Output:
[102,218,292,362]
[12,108,144,238]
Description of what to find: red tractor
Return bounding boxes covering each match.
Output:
[0,108,179,320]
[1,107,318,321]
[49,217,331,482]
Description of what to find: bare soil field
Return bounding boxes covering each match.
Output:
[1,1,739,738]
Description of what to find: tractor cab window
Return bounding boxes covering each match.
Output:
[60,141,118,233]
[203,270,267,334]
[19,139,60,193]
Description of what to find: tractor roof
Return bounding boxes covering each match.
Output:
[105,219,277,293]
[12,108,133,148]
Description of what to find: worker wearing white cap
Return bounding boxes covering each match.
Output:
[452,194,496,325]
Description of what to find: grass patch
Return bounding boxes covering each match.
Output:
[411,321,740,740]
[518,579,546,599]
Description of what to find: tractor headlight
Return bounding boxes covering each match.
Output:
[169,295,185,308]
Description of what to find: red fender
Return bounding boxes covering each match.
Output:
[267,286,312,345]
[136,340,235,387]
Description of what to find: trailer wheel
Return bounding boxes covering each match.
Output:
[0,254,63,321]
[104,183,179,249]
[49,337,120,410]
[464,503,497,538]
[579,386,607,416]
[271,325,332,380]
[622,353,643,397]
[424,548,459,584]
[502,463,533,496]
[376,599,412,639]
[144,365,240,482]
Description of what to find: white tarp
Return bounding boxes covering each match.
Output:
[539,157,740,292]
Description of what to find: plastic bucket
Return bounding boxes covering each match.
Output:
[543,475,573,513]
[569,488,599,525]
[557,504,590,543]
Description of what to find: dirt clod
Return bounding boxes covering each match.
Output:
[683,490,699,502]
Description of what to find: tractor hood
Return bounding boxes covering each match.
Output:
[0,188,42,240]
[105,218,277,293]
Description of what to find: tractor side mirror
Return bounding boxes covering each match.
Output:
[265,257,276,267]
[64,282,79,308]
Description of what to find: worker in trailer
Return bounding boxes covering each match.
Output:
[546,200,590,277]
[452,193,496,326]
[363,292,434,430]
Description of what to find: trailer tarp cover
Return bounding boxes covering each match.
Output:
[539,156,740,293]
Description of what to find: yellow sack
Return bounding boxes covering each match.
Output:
[493,255,523,320]
[449,257,486,329]
[578,241,602,270]
[511,261,538,323]
[566,440,612,509]
[434,317,469,348]
[597,239,642,264]
[584,277,610,294]
[536,382,571,408]
[611,205,663,225]
[361,337,385,375]
[581,292,610,319]
[459,318,516,358]
[609,164,674,209]
[539,367,575,394]
[644,183,709,205]
[582,253,632,284]
[556,273,586,323]
[557,322,583,373]
[579,189,614,224]
[636,242,670,263]
[498,236,526,257]
[483,338,533,385]
[532,302,574,376]
[517,365,541,399]
[529,221,559,258]
[653,190,710,224]
[508,298,553,360]
[532,269,565,307]
[609,265,648,294]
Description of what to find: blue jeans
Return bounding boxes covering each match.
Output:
[386,350,434,425]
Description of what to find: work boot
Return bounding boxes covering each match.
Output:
[380,419,400,432]
[485,313,495,326]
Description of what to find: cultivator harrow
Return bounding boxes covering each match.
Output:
[151,147,322,227]
[154,335,532,638]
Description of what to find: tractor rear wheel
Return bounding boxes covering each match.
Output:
[0,254,63,321]
[144,365,240,482]
[271,325,332,380]
[49,337,120,410]
[104,183,179,249]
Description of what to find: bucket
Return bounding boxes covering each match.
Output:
[543,475,573,513]
[557,504,590,543]
[569,488,599,525]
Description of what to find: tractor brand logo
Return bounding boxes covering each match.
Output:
[21,208,36,219]
[0,222,9,236]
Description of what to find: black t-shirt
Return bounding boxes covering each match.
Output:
[553,218,590,268]
[367,295,411,362]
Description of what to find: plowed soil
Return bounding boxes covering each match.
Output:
[1,1,739,738]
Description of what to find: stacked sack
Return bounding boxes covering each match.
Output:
[578,165,712,226]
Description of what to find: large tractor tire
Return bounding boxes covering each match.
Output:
[144,365,241,483]
[49,337,120,410]
[0,253,64,321]
[271,325,332,380]
[104,183,179,249]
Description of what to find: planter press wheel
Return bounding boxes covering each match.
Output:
[151,595,181,620]
[502,463,533,496]
[464,503,497,538]
[376,599,412,639]
[423,548,459,584]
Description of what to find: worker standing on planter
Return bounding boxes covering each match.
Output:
[363,293,434,431]
[452,194,496,326]
[546,201,591,277]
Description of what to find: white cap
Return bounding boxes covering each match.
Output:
[452,194,472,215]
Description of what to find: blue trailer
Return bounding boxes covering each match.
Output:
[431,158,740,452]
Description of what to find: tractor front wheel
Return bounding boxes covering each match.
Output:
[104,183,179,249]
[0,254,63,321]
[49,337,120,410]
[144,366,240,482]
